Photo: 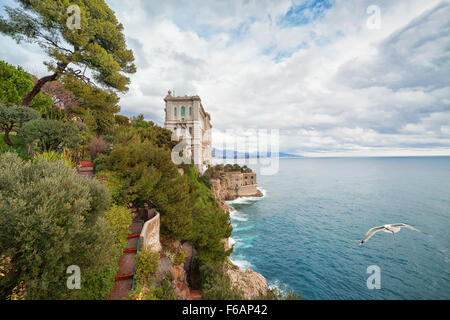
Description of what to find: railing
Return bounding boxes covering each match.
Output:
[131,219,144,292]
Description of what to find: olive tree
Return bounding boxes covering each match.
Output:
[0,102,40,146]
[0,152,116,299]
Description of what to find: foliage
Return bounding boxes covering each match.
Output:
[199,262,243,300]
[95,170,129,205]
[40,79,79,115]
[0,0,136,105]
[63,76,120,135]
[0,60,52,110]
[154,279,176,300]
[114,114,130,126]
[267,283,303,300]
[129,279,176,301]
[173,249,187,266]
[204,163,253,180]
[89,135,108,160]
[33,150,75,168]
[0,134,31,160]
[0,152,117,299]
[18,118,82,152]
[135,249,160,286]
[98,121,232,264]
[103,205,132,250]
[0,102,40,146]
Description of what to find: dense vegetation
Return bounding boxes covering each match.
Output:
[95,121,233,266]
[0,0,136,106]
[0,0,299,301]
[0,153,129,299]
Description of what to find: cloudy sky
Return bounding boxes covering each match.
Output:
[1,0,449,156]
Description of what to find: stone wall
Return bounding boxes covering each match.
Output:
[237,184,260,197]
[140,211,162,252]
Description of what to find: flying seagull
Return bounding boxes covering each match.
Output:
[360,223,427,245]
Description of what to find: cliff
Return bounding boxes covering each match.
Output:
[225,260,270,299]
[210,177,263,205]
[209,177,270,299]
[210,178,235,212]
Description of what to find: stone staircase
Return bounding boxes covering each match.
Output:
[107,220,144,300]
[77,161,94,178]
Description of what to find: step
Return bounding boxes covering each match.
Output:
[123,247,137,254]
[114,273,134,281]
[127,233,140,239]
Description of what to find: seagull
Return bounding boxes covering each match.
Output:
[360,223,427,245]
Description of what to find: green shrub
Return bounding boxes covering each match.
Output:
[0,102,40,146]
[104,205,132,249]
[154,279,176,300]
[135,249,160,286]
[0,152,116,299]
[96,170,130,205]
[199,262,243,300]
[33,150,75,168]
[18,118,82,152]
[173,249,186,266]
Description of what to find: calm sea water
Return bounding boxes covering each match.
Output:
[228,157,450,300]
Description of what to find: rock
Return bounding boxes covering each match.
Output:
[181,242,194,274]
[173,264,186,283]
[226,260,270,299]
[209,179,235,212]
[157,256,174,280]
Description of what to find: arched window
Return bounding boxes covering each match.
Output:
[189,107,192,116]
[174,107,177,116]
[181,106,186,117]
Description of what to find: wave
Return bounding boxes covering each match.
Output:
[230,255,254,271]
[226,186,267,206]
[230,210,248,221]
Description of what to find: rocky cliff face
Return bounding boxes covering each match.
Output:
[226,260,270,299]
[209,179,270,299]
[210,179,235,212]
[210,178,263,205]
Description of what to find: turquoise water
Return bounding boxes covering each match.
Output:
[228,157,450,299]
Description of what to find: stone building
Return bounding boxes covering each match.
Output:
[219,171,260,198]
[164,91,212,173]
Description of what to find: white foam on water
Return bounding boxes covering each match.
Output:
[230,210,248,221]
[226,186,267,206]
[228,237,236,247]
[230,256,254,271]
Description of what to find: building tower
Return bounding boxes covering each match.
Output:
[164,90,212,173]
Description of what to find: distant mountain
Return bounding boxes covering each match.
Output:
[212,148,303,159]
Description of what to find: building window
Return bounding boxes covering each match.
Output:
[189,127,192,135]
[189,107,192,116]
[181,106,185,117]
[174,107,177,116]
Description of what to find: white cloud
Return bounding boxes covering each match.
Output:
[1,0,449,156]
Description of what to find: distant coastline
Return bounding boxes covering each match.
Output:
[212,148,303,159]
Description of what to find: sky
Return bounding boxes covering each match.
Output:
[1,0,449,157]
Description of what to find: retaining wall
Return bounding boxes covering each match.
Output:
[139,211,162,252]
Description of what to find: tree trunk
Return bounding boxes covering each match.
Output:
[21,73,58,106]
[20,62,68,107]
[3,129,13,146]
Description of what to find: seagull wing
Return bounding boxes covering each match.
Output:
[360,226,385,245]
[391,223,428,235]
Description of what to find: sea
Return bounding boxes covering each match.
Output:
[226,157,450,299]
